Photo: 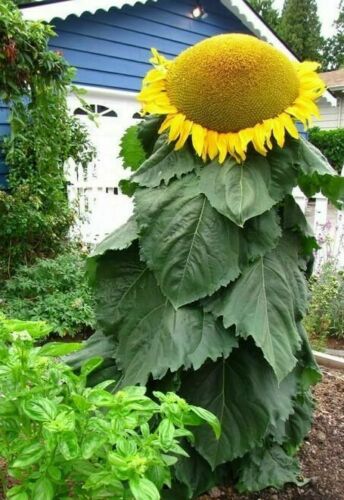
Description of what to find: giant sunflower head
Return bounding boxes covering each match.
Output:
[138,34,325,163]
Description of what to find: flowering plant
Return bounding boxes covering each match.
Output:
[78,34,344,495]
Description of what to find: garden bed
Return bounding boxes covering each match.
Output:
[201,368,344,500]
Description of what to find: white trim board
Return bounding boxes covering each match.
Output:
[75,86,138,100]
[21,0,157,21]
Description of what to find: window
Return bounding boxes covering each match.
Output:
[74,104,118,117]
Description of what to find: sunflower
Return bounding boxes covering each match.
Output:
[138,34,325,163]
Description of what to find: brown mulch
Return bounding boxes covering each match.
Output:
[326,337,344,351]
[200,368,344,500]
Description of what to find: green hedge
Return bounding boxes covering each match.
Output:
[308,127,344,174]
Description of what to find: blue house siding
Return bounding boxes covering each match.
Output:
[50,0,251,92]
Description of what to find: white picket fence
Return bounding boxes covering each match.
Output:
[293,186,344,270]
[64,87,343,270]
[66,170,343,271]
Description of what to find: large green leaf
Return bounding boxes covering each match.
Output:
[93,244,147,336]
[119,125,146,171]
[187,316,238,371]
[236,444,302,493]
[87,217,139,285]
[135,174,241,308]
[297,137,344,208]
[137,115,164,156]
[299,137,337,176]
[174,444,216,499]
[180,344,297,468]
[116,268,202,385]
[207,242,302,383]
[296,322,322,389]
[132,142,201,188]
[274,235,309,321]
[199,146,298,226]
[283,195,319,255]
[65,331,117,370]
[243,208,282,262]
[274,392,314,454]
[90,217,138,259]
[115,270,237,384]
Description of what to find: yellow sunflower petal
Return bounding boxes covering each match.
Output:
[297,61,321,75]
[159,114,175,134]
[272,118,285,148]
[261,119,274,149]
[175,119,193,150]
[150,48,169,67]
[252,124,268,155]
[295,97,320,118]
[207,130,219,160]
[143,68,166,85]
[217,134,228,164]
[279,113,299,139]
[192,123,205,157]
[168,113,185,142]
[227,133,246,162]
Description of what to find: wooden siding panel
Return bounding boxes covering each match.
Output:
[50,45,151,77]
[54,20,191,55]
[51,31,153,63]
[313,100,342,130]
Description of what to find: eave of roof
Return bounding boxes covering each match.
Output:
[21,0,336,106]
[21,0,157,21]
[321,69,344,92]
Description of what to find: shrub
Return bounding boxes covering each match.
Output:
[308,127,344,175]
[0,252,95,337]
[0,317,219,500]
[0,0,95,277]
[304,262,344,346]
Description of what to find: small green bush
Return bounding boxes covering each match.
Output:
[0,252,95,337]
[304,262,344,347]
[0,317,220,500]
[308,127,344,175]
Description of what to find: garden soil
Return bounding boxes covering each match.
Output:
[200,368,344,500]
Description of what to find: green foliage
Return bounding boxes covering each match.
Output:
[198,144,299,226]
[180,343,298,468]
[119,125,146,171]
[247,0,280,31]
[135,176,242,308]
[132,140,203,188]
[308,127,344,175]
[0,0,95,277]
[278,0,323,62]
[207,237,306,382]
[297,137,344,208]
[0,317,219,499]
[236,444,303,493]
[0,252,95,337]
[322,0,344,70]
[304,262,344,344]
[71,121,343,495]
